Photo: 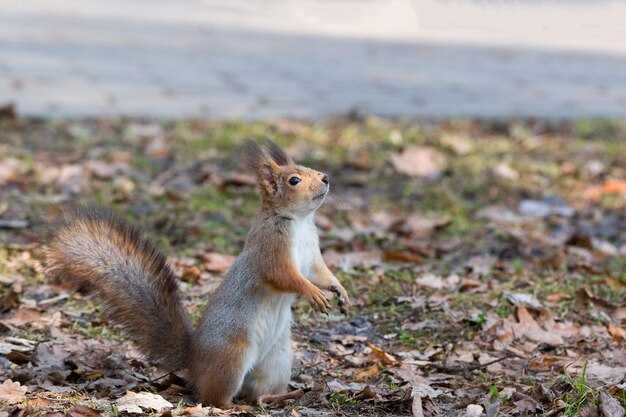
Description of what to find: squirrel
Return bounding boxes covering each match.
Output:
[45,139,350,407]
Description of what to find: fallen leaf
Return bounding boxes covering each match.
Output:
[415,273,445,290]
[504,292,544,310]
[116,391,173,414]
[475,205,520,223]
[518,197,574,218]
[0,289,20,312]
[579,404,601,417]
[220,172,256,187]
[513,306,564,346]
[366,342,399,366]
[546,292,571,302]
[0,158,25,185]
[0,308,42,328]
[56,164,89,194]
[66,405,102,417]
[584,178,626,200]
[394,213,450,239]
[412,395,424,417]
[411,384,443,399]
[568,362,626,385]
[327,379,366,392]
[356,364,381,380]
[198,252,236,273]
[383,251,424,264]
[323,250,382,270]
[439,134,473,155]
[145,136,169,159]
[0,103,16,120]
[353,386,378,401]
[493,163,519,181]
[466,404,483,417]
[0,337,36,354]
[608,324,626,340]
[0,380,27,405]
[390,146,446,178]
[485,401,500,417]
[6,351,33,365]
[599,390,625,417]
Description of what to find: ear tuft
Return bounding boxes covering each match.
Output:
[243,139,280,196]
[243,138,265,172]
[264,139,293,166]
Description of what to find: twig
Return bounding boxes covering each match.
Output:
[430,354,514,374]
[258,389,304,406]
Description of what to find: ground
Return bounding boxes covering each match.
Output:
[0,116,625,416]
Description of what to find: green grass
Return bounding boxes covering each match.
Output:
[563,362,599,417]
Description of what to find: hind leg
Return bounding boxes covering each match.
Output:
[241,329,292,401]
[190,335,254,407]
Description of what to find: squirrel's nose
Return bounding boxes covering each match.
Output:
[321,174,329,185]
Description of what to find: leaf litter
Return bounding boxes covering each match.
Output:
[0,118,625,416]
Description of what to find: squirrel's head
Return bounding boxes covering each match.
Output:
[245,139,329,217]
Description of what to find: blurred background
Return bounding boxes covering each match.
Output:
[2,0,626,119]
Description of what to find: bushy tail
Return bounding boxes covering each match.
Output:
[46,206,193,371]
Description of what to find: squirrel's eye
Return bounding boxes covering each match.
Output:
[288,176,301,186]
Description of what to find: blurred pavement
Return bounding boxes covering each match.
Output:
[1,0,626,119]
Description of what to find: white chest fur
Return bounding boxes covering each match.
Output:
[289,214,319,280]
[249,214,320,364]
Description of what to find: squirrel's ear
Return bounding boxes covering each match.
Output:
[244,139,264,170]
[244,139,281,195]
[259,160,280,194]
[264,140,293,166]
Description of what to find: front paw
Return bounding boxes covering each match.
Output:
[329,281,350,315]
[305,282,331,314]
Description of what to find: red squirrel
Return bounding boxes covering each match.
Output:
[46,139,350,407]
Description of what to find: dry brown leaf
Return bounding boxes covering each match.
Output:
[412,395,424,417]
[181,405,228,416]
[415,273,445,290]
[569,362,626,385]
[144,136,169,158]
[513,306,564,346]
[608,324,626,340]
[327,379,367,392]
[199,252,236,273]
[0,158,25,185]
[599,391,625,417]
[546,292,571,302]
[366,342,399,366]
[0,379,27,405]
[383,251,425,264]
[612,306,626,321]
[458,278,482,292]
[356,364,382,380]
[56,164,89,194]
[394,213,450,239]
[389,146,446,178]
[323,250,382,269]
[584,178,626,199]
[65,405,102,417]
[116,391,173,414]
[353,386,378,401]
[0,308,42,328]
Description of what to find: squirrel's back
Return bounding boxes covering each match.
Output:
[46,206,193,370]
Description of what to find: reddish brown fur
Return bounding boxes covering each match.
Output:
[46,206,193,370]
[190,330,250,407]
[243,213,330,312]
[46,140,348,407]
